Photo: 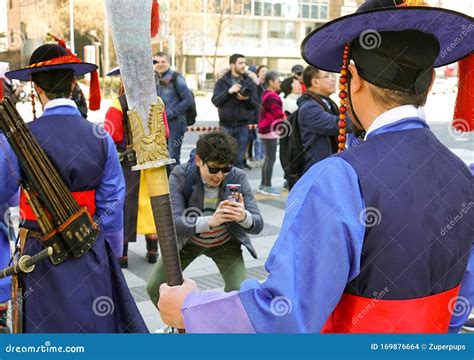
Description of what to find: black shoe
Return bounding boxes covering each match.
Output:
[146,237,158,263]
[146,252,158,264]
[243,163,252,170]
[118,256,128,268]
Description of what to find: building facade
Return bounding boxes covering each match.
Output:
[156,0,363,77]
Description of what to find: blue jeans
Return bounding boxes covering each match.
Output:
[222,125,249,169]
[254,135,264,161]
[167,118,187,168]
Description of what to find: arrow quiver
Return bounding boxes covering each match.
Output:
[0,97,99,265]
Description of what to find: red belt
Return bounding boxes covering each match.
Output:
[322,286,460,333]
[20,189,96,222]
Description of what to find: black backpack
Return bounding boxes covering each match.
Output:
[279,109,305,189]
[171,72,197,126]
[280,92,337,189]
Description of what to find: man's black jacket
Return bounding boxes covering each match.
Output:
[211,71,259,127]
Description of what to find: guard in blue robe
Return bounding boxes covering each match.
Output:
[158,0,474,333]
[1,43,148,333]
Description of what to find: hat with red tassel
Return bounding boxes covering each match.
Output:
[453,54,474,133]
[6,34,101,110]
[301,0,473,151]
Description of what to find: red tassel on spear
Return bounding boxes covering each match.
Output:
[151,0,160,37]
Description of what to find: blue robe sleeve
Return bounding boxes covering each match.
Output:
[181,157,366,333]
[0,135,20,304]
[94,135,125,257]
[0,135,21,205]
[449,164,474,333]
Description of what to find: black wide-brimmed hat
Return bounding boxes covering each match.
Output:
[302,0,473,73]
[6,44,98,81]
[6,41,101,110]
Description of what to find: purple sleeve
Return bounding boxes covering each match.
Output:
[182,291,255,333]
[0,135,20,205]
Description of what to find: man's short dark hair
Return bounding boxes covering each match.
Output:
[154,52,170,61]
[32,69,74,99]
[196,132,237,165]
[302,66,320,88]
[229,54,245,65]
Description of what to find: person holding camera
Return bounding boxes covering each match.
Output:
[146,132,263,308]
[212,54,259,169]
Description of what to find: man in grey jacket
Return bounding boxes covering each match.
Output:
[147,132,263,307]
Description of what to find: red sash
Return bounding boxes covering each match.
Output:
[20,189,96,222]
[322,286,460,333]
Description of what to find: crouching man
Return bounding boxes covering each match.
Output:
[147,132,263,307]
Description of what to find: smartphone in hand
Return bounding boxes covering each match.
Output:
[225,184,241,202]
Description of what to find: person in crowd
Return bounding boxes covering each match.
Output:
[297,66,346,175]
[280,64,306,98]
[211,54,259,169]
[146,131,263,307]
[282,78,302,116]
[0,62,21,103]
[250,65,268,168]
[257,71,284,197]
[154,52,193,167]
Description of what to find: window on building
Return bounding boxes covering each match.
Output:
[229,18,260,39]
[320,3,328,19]
[243,1,252,15]
[254,0,277,17]
[273,3,282,17]
[299,0,329,19]
[254,1,262,15]
[268,21,296,39]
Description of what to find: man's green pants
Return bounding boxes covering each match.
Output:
[147,240,247,307]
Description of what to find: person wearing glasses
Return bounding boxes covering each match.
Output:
[297,66,349,175]
[146,132,263,309]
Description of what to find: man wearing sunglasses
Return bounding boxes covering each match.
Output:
[147,132,263,311]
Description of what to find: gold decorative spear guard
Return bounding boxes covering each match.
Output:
[105,0,184,288]
[128,101,184,287]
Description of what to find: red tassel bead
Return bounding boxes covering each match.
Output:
[339,90,347,99]
[338,135,346,143]
[340,105,347,114]
[338,120,347,128]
